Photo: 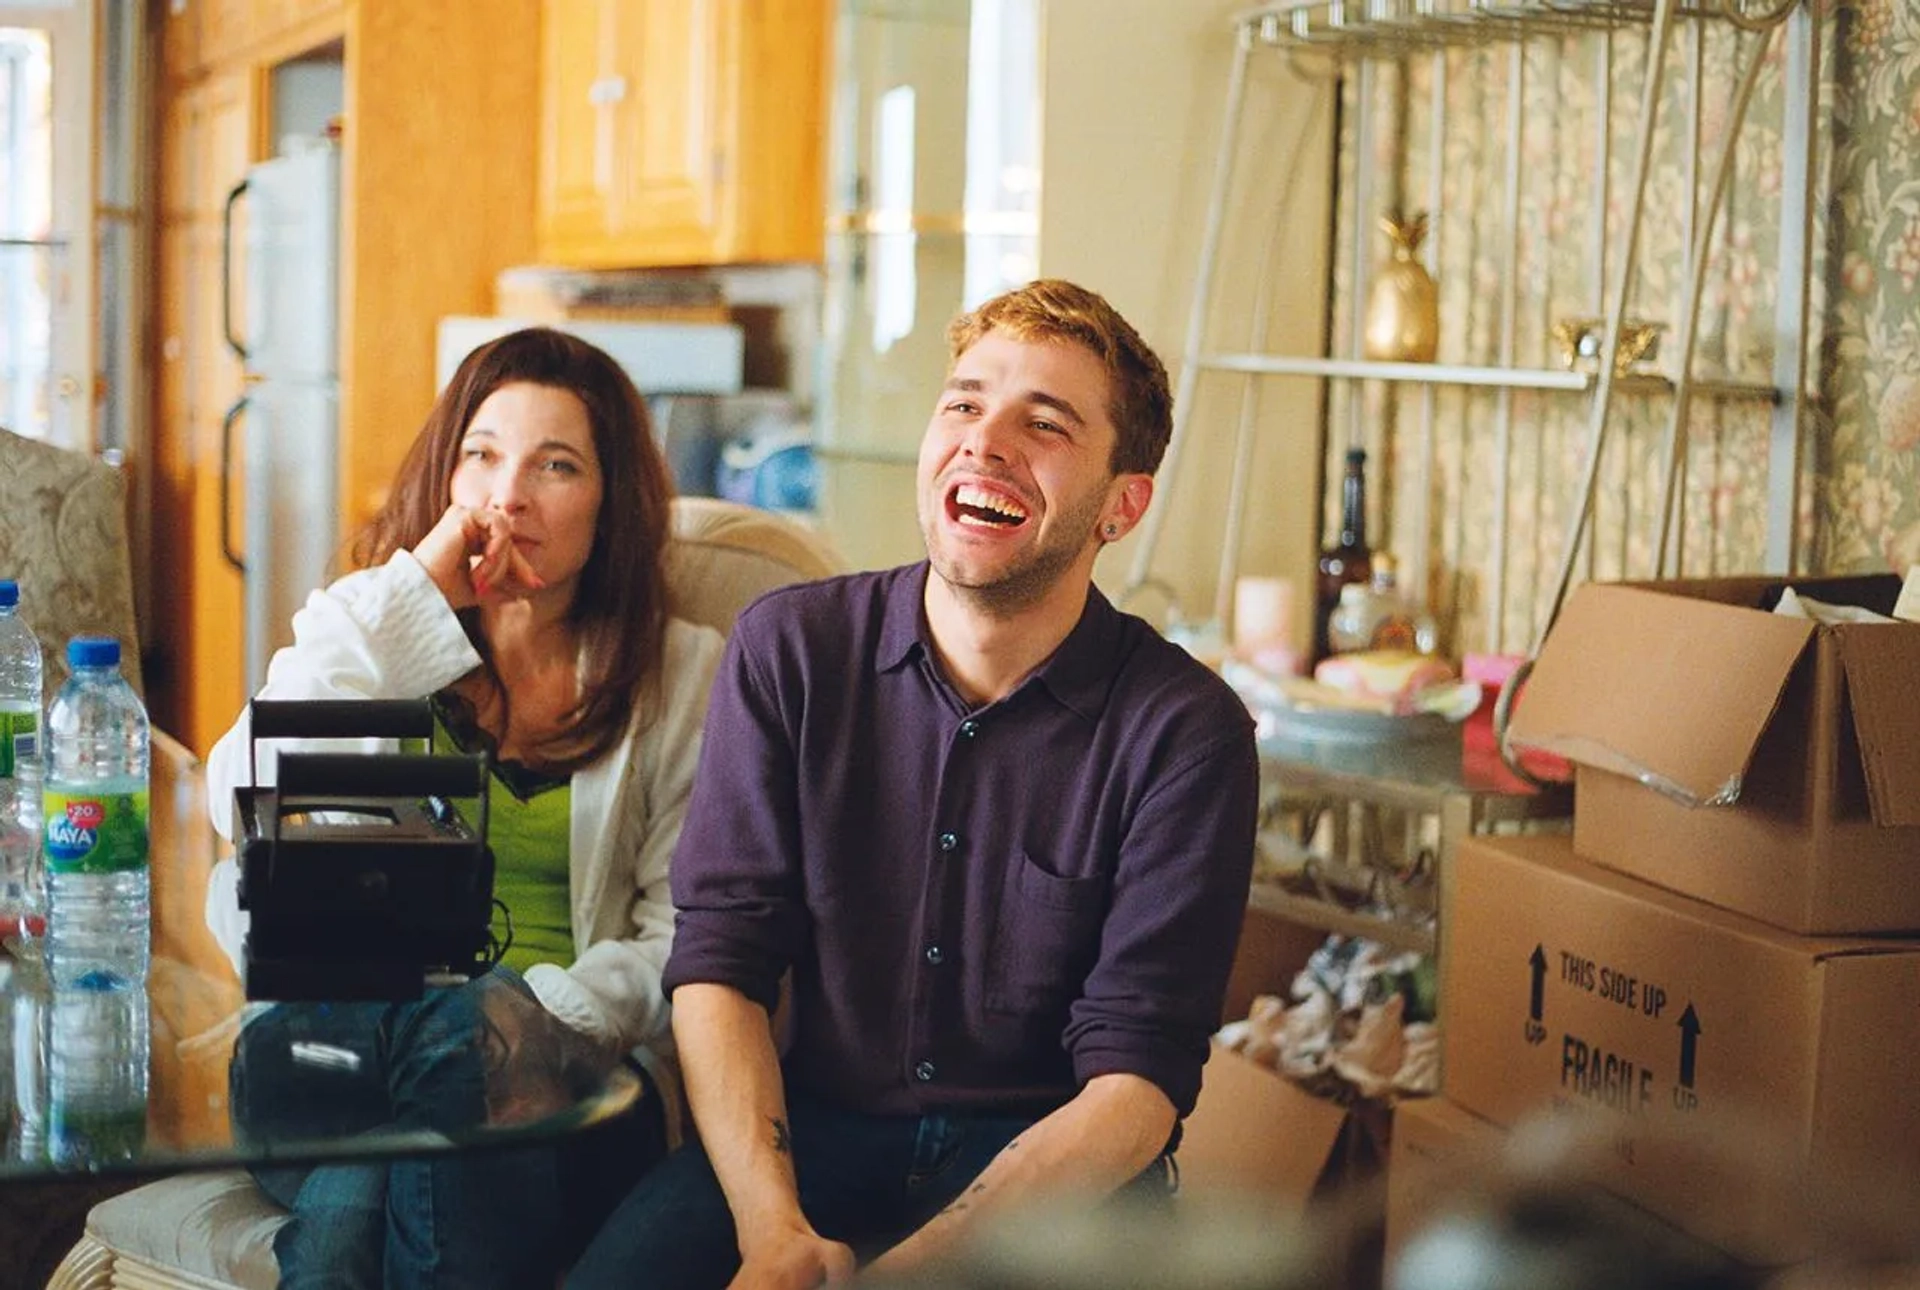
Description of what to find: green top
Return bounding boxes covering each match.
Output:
[432,697,574,973]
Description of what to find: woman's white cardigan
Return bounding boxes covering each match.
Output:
[204,550,723,1078]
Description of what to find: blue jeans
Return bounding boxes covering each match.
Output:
[565,1089,1174,1290]
[231,968,663,1290]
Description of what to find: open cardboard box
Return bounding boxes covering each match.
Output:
[1441,833,1920,1265]
[1178,1041,1355,1210]
[1178,902,1384,1213]
[1507,574,1920,933]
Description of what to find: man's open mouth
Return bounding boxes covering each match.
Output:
[948,482,1030,530]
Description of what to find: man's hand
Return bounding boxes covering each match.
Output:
[727,1225,856,1290]
[413,503,546,609]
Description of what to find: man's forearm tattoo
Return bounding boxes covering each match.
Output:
[932,1175,993,1225]
[771,1116,792,1156]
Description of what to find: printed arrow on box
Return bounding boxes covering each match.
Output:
[1677,1002,1702,1089]
[1523,944,1548,1045]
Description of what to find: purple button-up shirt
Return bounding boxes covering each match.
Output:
[663,563,1258,1119]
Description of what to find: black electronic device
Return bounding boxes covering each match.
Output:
[233,699,496,1002]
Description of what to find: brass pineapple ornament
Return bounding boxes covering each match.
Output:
[1362,210,1440,363]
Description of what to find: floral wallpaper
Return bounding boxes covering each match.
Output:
[1822,0,1920,570]
[1318,1,1903,659]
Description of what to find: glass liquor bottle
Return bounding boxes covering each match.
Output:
[1314,448,1373,664]
[1327,554,1439,655]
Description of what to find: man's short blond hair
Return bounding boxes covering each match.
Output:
[946,279,1173,477]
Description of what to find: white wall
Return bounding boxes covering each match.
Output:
[1041,0,1332,641]
[816,1,1334,648]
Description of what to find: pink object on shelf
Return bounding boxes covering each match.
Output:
[1463,649,1523,692]
[1461,651,1571,782]
[1463,651,1534,726]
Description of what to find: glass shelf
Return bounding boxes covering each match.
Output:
[1247,882,1435,956]
[1255,726,1572,964]
[1244,0,1801,56]
[1196,352,1781,402]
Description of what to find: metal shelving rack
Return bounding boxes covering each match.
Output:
[1127,0,1819,660]
[1149,0,1819,958]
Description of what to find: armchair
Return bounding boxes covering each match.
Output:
[0,429,142,697]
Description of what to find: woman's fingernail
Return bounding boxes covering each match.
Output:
[474,575,490,597]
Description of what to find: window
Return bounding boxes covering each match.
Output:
[0,0,125,457]
[0,24,56,443]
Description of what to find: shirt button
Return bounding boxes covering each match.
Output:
[914,1060,936,1082]
[959,719,979,739]
[925,945,943,965]
[938,832,958,852]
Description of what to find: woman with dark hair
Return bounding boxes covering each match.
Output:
[201,327,724,1288]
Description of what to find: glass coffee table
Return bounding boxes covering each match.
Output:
[2,731,640,1180]
[0,732,642,1288]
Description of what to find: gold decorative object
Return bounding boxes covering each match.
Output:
[1362,211,1440,363]
[1550,317,1666,375]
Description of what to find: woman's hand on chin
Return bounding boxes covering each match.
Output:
[415,503,547,609]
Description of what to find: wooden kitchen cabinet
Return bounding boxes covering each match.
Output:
[538,0,613,250]
[151,2,540,755]
[267,0,345,37]
[537,0,828,267]
[159,0,346,87]
[160,0,202,84]
[194,0,258,69]
[151,69,260,751]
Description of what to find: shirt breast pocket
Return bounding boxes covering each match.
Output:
[985,850,1107,1016]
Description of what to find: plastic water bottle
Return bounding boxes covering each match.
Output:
[42,638,150,989]
[46,978,148,1166]
[1,955,49,1164]
[0,580,43,944]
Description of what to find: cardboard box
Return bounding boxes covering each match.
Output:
[1508,574,1920,933]
[1440,832,1920,1264]
[1178,1042,1351,1210]
[1219,901,1326,1028]
[1385,1095,1741,1283]
[1178,904,1347,1209]
[1384,1097,1505,1263]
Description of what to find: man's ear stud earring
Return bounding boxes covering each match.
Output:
[1104,524,1119,539]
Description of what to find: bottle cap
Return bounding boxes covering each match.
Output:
[0,580,15,608]
[68,637,120,669]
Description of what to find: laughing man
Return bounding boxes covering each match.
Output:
[569,279,1259,1289]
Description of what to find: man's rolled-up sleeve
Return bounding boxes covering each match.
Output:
[1062,721,1259,1117]
[661,614,809,1014]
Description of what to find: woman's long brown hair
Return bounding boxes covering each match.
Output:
[351,327,672,773]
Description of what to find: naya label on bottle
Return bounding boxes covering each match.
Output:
[0,709,36,778]
[42,790,149,874]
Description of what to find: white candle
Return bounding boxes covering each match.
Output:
[1233,576,1295,652]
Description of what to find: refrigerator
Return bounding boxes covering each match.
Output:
[221,144,340,695]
